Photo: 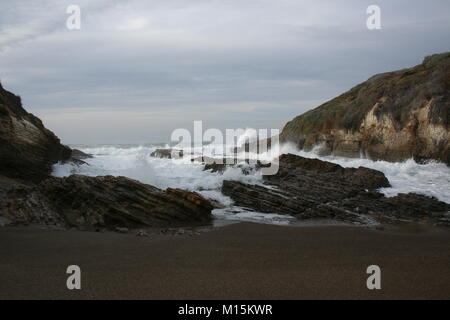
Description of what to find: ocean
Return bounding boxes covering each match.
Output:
[52,143,450,226]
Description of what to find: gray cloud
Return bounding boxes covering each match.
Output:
[1,0,449,143]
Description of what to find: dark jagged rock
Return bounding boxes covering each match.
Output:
[192,156,229,173]
[222,180,314,215]
[270,154,390,191]
[0,175,213,230]
[166,188,215,212]
[192,156,269,175]
[0,83,71,182]
[62,149,93,166]
[150,149,183,159]
[204,162,228,173]
[280,52,450,165]
[0,174,28,206]
[71,149,93,160]
[222,154,449,225]
[332,192,450,225]
[201,158,249,174]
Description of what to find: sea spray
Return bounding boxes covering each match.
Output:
[53,143,450,224]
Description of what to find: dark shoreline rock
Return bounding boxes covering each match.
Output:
[62,149,93,166]
[71,149,93,160]
[221,153,449,226]
[0,175,214,230]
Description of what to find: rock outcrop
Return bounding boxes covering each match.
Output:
[196,157,261,174]
[0,83,71,182]
[0,175,213,230]
[0,84,216,231]
[222,154,450,225]
[150,149,183,159]
[63,148,93,166]
[70,149,92,160]
[281,52,450,164]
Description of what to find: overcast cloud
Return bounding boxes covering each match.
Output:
[1,0,449,144]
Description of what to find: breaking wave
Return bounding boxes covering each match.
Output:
[52,142,450,224]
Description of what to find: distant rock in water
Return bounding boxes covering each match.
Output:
[280,52,450,165]
[222,154,450,226]
[0,175,213,230]
[0,83,71,182]
[150,149,183,159]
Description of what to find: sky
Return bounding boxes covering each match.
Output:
[0,0,449,144]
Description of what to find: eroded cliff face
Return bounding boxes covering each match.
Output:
[0,83,71,182]
[281,52,450,164]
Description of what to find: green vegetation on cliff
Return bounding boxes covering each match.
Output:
[280,52,450,164]
[282,52,450,137]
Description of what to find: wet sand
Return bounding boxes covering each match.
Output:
[0,222,449,300]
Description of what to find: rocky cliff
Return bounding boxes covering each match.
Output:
[281,52,450,164]
[0,84,214,229]
[0,83,72,182]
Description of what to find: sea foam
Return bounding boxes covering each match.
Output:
[52,143,450,224]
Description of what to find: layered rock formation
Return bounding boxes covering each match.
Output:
[0,84,214,230]
[222,154,450,225]
[1,175,213,230]
[281,52,450,164]
[0,83,72,182]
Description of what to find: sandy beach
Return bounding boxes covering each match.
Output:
[1,222,449,300]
